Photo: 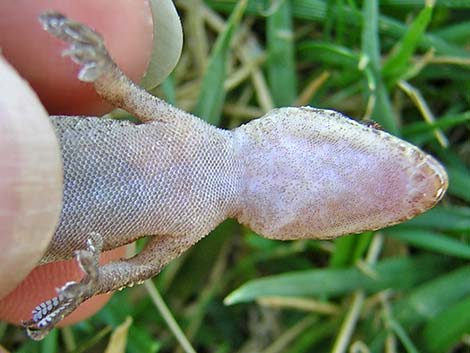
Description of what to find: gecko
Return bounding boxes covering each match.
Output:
[22,12,448,340]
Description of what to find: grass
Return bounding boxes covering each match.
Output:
[2,0,469,352]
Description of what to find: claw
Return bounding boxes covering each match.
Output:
[79,63,101,82]
[24,233,103,340]
[25,326,53,341]
[38,11,67,36]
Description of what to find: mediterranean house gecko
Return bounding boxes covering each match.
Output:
[23,11,448,340]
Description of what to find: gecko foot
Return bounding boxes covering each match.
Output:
[23,233,103,341]
[38,11,112,82]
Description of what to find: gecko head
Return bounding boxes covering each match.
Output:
[233,107,448,240]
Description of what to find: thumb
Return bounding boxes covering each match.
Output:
[0,56,62,298]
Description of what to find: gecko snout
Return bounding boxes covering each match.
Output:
[401,153,448,221]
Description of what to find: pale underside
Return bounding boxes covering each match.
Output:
[24,11,448,341]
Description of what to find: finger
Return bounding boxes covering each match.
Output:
[0,0,153,115]
[0,57,62,298]
[0,0,154,326]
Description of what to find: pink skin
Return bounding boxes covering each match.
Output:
[235,108,447,240]
[0,0,153,326]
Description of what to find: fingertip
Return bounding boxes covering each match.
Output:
[0,57,62,298]
[0,0,153,115]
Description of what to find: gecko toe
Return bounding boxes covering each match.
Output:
[39,11,104,46]
[24,233,104,340]
[39,11,111,82]
[23,292,75,341]
[25,326,53,341]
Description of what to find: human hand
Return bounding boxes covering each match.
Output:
[0,0,153,327]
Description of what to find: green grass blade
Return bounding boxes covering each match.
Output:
[402,112,470,136]
[210,0,470,58]
[194,0,248,125]
[368,265,470,351]
[361,1,380,69]
[399,205,470,233]
[224,255,451,304]
[298,42,360,69]
[329,232,373,267]
[128,325,161,353]
[373,83,398,133]
[387,318,420,353]
[393,265,470,328]
[352,232,375,260]
[329,234,357,268]
[386,228,470,259]
[287,318,340,353]
[160,75,177,106]
[380,0,470,7]
[432,21,470,43]
[267,0,297,106]
[361,0,398,133]
[382,3,434,86]
[447,166,470,202]
[40,329,59,353]
[422,297,470,353]
[13,341,39,353]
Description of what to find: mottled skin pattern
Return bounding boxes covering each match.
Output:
[24,12,448,340]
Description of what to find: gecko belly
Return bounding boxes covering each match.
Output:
[41,116,241,263]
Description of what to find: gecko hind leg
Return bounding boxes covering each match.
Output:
[22,233,103,341]
[23,233,202,340]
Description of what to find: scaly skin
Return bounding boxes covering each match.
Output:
[23,11,448,340]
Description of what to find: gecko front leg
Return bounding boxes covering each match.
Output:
[39,11,190,124]
[24,233,200,340]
